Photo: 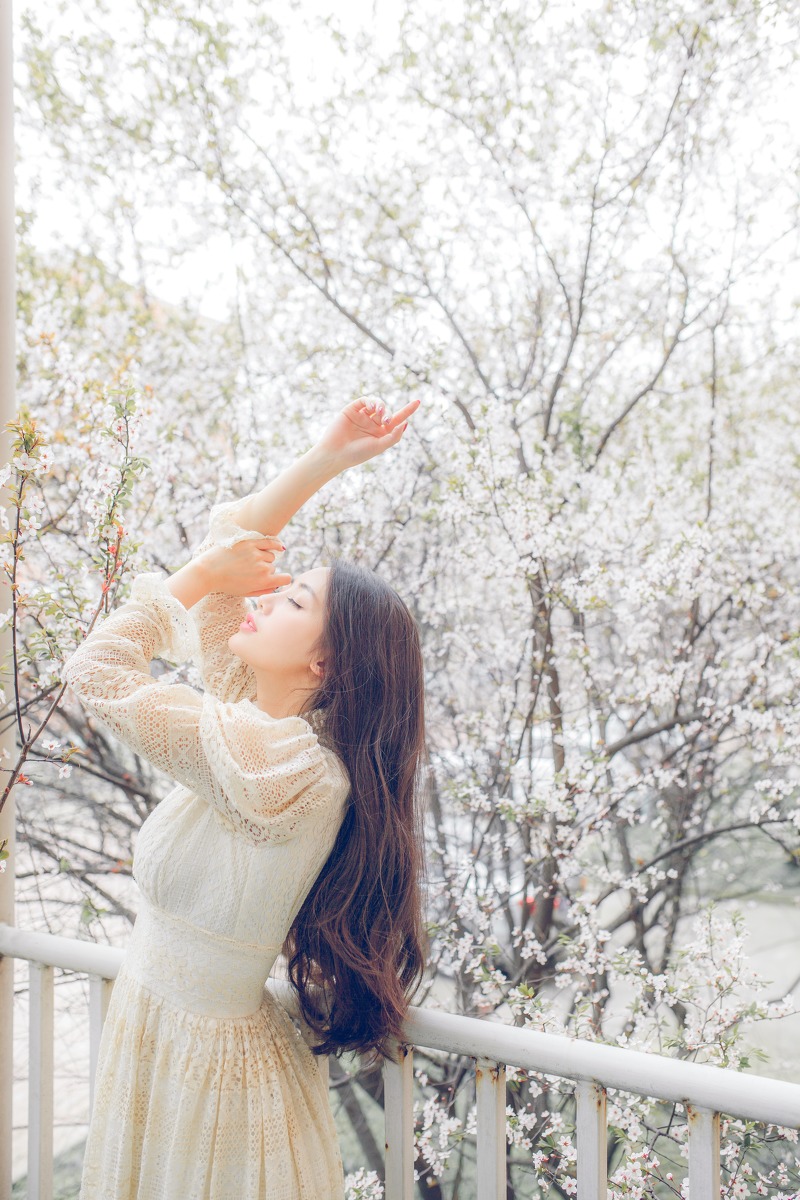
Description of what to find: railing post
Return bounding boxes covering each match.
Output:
[475,1056,507,1200]
[28,962,54,1200]
[383,1038,414,1200]
[88,974,114,1118]
[576,1080,607,1200]
[687,1104,720,1200]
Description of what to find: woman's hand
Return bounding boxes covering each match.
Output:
[314,396,421,471]
[197,536,292,598]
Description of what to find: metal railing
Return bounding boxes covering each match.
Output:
[2,921,799,1200]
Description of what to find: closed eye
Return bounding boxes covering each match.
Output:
[270,586,303,609]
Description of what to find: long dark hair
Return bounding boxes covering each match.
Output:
[281,556,430,1067]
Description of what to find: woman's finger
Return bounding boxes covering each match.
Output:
[349,396,376,418]
[245,568,296,592]
[347,394,419,439]
[367,423,406,450]
[260,572,292,591]
[363,400,385,421]
[376,397,421,430]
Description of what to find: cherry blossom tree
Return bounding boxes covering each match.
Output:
[6,0,800,1195]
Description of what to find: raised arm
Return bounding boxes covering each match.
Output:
[231,395,421,535]
[161,395,421,696]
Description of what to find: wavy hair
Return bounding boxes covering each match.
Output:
[280,556,430,1068]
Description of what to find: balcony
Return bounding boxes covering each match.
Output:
[2,922,800,1200]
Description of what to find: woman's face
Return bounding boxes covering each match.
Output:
[227,565,330,680]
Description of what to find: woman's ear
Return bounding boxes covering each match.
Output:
[310,659,325,679]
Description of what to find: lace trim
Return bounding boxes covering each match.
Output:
[207,493,286,555]
[128,571,205,665]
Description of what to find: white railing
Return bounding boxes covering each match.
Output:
[2,922,800,1200]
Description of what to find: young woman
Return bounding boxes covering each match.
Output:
[63,395,428,1200]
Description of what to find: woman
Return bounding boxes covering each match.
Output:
[63,395,427,1200]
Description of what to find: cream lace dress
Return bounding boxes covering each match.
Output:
[62,493,351,1200]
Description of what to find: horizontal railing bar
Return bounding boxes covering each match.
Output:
[3,922,800,1129]
[402,1010,800,1129]
[0,925,124,978]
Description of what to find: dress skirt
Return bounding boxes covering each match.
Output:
[78,899,346,1200]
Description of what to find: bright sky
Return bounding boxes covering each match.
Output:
[13,0,411,321]
[12,0,799,325]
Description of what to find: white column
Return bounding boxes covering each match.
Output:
[0,2,17,1197]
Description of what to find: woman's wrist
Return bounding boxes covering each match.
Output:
[165,559,214,611]
[232,444,346,535]
[305,442,348,480]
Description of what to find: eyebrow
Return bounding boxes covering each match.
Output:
[296,581,317,602]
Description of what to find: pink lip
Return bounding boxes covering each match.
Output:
[239,613,258,632]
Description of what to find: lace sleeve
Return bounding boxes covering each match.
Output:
[61,575,349,845]
[183,490,284,703]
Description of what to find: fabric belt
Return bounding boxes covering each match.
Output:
[123,897,281,1018]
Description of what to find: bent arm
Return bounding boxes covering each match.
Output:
[153,393,422,700]
[61,578,346,845]
[165,558,214,611]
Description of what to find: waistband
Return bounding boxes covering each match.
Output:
[123,898,280,1018]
